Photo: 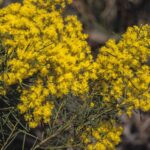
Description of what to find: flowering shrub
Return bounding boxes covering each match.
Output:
[96,25,150,116]
[0,0,150,149]
[0,0,96,128]
[79,25,150,150]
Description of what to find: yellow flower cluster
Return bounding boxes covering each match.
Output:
[17,79,54,128]
[96,25,150,115]
[0,0,95,127]
[81,120,122,150]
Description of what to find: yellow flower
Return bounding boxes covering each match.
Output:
[90,102,95,108]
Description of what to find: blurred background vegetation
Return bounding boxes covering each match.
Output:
[0,0,149,150]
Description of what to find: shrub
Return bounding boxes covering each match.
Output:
[0,0,150,149]
[95,25,150,116]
